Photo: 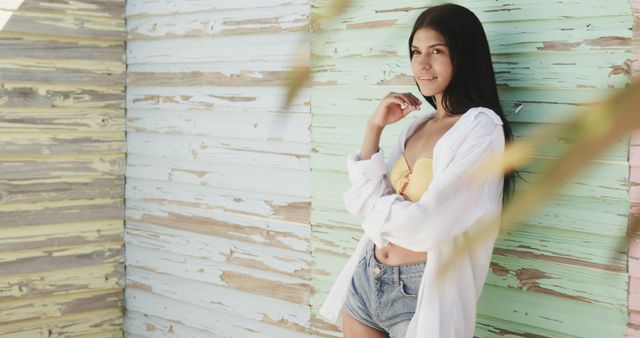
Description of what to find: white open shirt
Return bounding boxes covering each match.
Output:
[319,107,505,338]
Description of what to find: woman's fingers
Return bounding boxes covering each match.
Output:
[398,92,421,110]
[387,92,421,112]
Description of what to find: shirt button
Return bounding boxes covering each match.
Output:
[373,267,381,275]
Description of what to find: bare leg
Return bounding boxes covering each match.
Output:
[343,310,389,338]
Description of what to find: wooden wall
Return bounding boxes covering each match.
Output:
[628,1,640,337]
[123,0,313,336]
[0,0,126,337]
[310,1,634,337]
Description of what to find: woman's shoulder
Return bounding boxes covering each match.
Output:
[449,107,504,150]
[464,106,503,126]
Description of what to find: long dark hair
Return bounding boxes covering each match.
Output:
[409,3,524,208]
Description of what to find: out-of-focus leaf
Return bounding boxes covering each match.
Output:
[281,0,351,109]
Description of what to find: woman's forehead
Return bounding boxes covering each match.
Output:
[412,27,447,47]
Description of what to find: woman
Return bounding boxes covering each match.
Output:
[319,3,519,338]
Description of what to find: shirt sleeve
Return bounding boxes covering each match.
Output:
[361,117,505,252]
[341,123,410,222]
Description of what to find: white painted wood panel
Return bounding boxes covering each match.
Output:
[124,1,312,337]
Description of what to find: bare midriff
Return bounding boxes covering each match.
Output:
[374,242,427,265]
[370,113,462,266]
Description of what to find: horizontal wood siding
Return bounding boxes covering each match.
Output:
[310,1,633,337]
[0,0,126,337]
[123,0,313,337]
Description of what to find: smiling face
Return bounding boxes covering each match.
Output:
[410,27,453,99]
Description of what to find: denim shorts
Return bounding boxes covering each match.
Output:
[344,238,426,338]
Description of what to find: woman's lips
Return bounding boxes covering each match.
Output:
[418,76,437,82]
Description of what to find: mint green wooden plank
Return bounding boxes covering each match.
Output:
[311,113,629,162]
[311,220,627,278]
[310,231,627,313]
[487,254,627,307]
[312,0,632,27]
[476,314,579,338]
[498,87,618,123]
[312,183,629,238]
[517,158,628,200]
[310,146,628,201]
[312,51,631,89]
[311,86,620,124]
[495,225,627,272]
[314,16,631,57]
[476,285,627,337]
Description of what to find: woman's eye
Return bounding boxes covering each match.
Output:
[411,50,419,55]
[432,49,442,54]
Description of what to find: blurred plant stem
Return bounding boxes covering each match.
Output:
[282,0,350,109]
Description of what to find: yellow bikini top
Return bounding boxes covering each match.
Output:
[390,154,434,202]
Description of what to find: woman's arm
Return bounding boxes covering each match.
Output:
[342,120,404,222]
[361,116,505,252]
[359,119,385,161]
[341,91,422,222]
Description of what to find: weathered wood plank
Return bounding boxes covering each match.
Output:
[126,32,308,64]
[0,198,124,228]
[0,153,125,179]
[476,285,627,337]
[311,0,632,28]
[0,131,125,154]
[125,199,310,253]
[313,192,629,239]
[311,52,632,89]
[127,86,309,113]
[126,266,309,332]
[475,314,577,338]
[0,85,124,109]
[0,58,125,85]
[0,11,124,40]
[312,154,628,203]
[0,241,124,275]
[310,85,618,123]
[126,177,309,224]
[125,243,310,305]
[0,177,124,204]
[126,222,309,279]
[125,309,224,338]
[311,115,629,162]
[127,109,310,143]
[126,155,310,197]
[0,220,122,251]
[0,263,123,301]
[0,308,123,337]
[0,39,124,61]
[128,60,295,86]
[0,110,124,132]
[127,3,308,40]
[0,289,122,324]
[313,16,631,58]
[487,254,627,307]
[0,0,124,20]
[124,288,310,338]
[126,0,308,18]
[127,132,308,168]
